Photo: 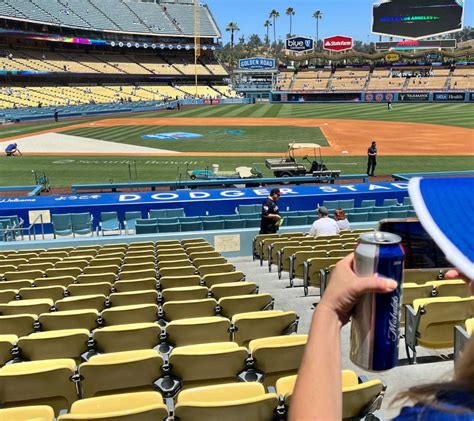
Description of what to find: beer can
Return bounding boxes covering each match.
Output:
[350,231,405,371]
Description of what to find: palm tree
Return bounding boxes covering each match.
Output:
[269,9,280,49]
[264,20,272,46]
[225,22,240,67]
[313,10,322,49]
[286,7,295,36]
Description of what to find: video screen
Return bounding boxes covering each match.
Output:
[372,0,464,39]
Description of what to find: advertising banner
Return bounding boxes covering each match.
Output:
[399,92,430,102]
[285,37,314,52]
[239,57,275,70]
[433,92,465,101]
[376,39,457,50]
[365,92,395,102]
[385,53,400,62]
[323,35,353,52]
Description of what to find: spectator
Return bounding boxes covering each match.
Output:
[334,208,351,231]
[290,177,474,420]
[308,206,340,237]
[260,188,282,234]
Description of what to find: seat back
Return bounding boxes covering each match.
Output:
[39,310,99,332]
[101,305,159,326]
[162,299,217,322]
[0,314,37,337]
[94,323,161,353]
[343,379,384,420]
[202,271,244,288]
[219,294,273,318]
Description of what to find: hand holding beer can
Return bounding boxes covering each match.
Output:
[350,231,405,371]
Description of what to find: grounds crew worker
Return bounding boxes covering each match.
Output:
[367,140,377,177]
[260,188,282,234]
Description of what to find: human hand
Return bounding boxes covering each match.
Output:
[318,253,398,326]
[446,269,473,294]
[274,214,282,220]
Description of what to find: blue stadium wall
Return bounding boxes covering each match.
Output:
[270,91,474,103]
[0,182,409,234]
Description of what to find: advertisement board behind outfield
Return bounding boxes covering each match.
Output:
[434,92,465,101]
[323,35,353,52]
[399,92,430,102]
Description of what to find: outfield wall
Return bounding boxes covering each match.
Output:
[271,91,474,103]
[0,182,409,235]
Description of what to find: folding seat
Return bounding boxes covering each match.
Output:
[188,251,221,261]
[84,265,120,276]
[248,335,308,387]
[156,252,188,262]
[76,273,116,285]
[14,253,38,261]
[289,250,327,285]
[162,286,208,302]
[0,299,53,316]
[157,259,193,270]
[219,294,274,318]
[114,278,157,292]
[68,281,111,297]
[209,282,258,300]
[163,317,231,352]
[201,271,245,288]
[193,257,227,268]
[0,314,37,337]
[185,245,215,254]
[39,309,99,332]
[266,240,300,269]
[405,297,474,362]
[0,335,16,366]
[198,263,234,277]
[122,260,155,270]
[55,260,89,270]
[119,268,156,281]
[166,342,247,389]
[231,310,299,346]
[303,257,343,296]
[128,241,155,248]
[156,246,184,254]
[18,329,90,363]
[0,406,54,420]
[174,382,278,421]
[19,286,65,302]
[156,239,181,247]
[46,267,82,279]
[454,318,473,361]
[159,266,196,278]
[427,279,471,298]
[109,290,158,307]
[126,247,155,255]
[276,371,385,420]
[89,257,123,268]
[101,304,159,326]
[2,258,28,267]
[277,246,313,279]
[4,270,44,281]
[161,299,217,322]
[159,275,202,290]
[400,283,432,326]
[0,279,33,291]
[41,250,72,258]
[0,265,16,278]
[0,289,17,304]
[55,295,107,312]
[95,252,125,260]
[68,249,98,258]
[0,359,78,416]
[57,391,168,420]
[19,262,54,272]
[93,323,161,353]
[35,276,75,288]
[181,238,208,246]
[328,249,353,258]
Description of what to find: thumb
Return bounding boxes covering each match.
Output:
[354,275,398,296]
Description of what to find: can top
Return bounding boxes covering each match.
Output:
[359,231,402,245]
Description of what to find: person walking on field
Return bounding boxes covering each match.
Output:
[367,140,377,177]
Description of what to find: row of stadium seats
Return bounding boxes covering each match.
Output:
[0,84,237,109]
[0,0,219,37]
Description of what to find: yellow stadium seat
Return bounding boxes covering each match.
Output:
[161,299,217,322]
[76,273,116,284]
[162,286,208,302]
[94,323,161,353]
[159,266,196,278]
[209,282,258,300]
[55,294,106,312]
[0,298,53,315]
[159,275,202,290]
[114,278,157,292]
[39,309,99,331]
[4,270,44,281]
[67,282,112,297]
[109,290,158,307]
[198,264,234,277]
[0,289,18,304]
[19,286,66,302]
[218,294,273,318]
[0,334,16,366]
[35,276,75,288]
[201,271,245,288]
[427,280,471,298]
[0,279,33,291]
[101,304,158,326]
[0,314,37,336]
[0,406,54,421]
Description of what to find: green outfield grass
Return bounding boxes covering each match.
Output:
[63,125,329,152]
[0,103,472,188]
[1,155,472,187]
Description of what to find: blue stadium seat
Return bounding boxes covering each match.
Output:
[136,218,159,225]
[338,199,355,209]
[52,214,73,238]
[135,223,158,234]
[180,222,203,232]
[72,213,93,237]
[372,206,392,212]
[166,208,185,218]
[403,197,412,206]
[203,220,225,230]
[392,205,411,211]
[383,199,399,207]
[388,210,408,218]
[245,219,261,228]
[124,211,142,233]
[100,212,121,235]
[306,215,316,225]
[280,211,298,218]
[240,212,261,220]
[149,210,167,219]
[179,216,200,223]
[223,215,241,221]
[367,211,389,222]
[297,210,316,217]
[323,200,338,210]
[158,223,181,233]
[200,215,222,222]
[157,217,179,224]
[353,207,373,214]
[286,216,308,226]
[224,220,246,229]
[407,210,418,218]
[238,204,259,214]
[348,213,368,223]
[360,200,376,208]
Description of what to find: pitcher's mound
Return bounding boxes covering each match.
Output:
[9,133,179,154]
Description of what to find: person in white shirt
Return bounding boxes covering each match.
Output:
[308,206,340,237]
[334,208,351,231]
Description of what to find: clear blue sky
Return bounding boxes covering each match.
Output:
[205,0,473,43]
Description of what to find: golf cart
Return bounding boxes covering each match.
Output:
[265,143,340,182]
[187,165,263,181]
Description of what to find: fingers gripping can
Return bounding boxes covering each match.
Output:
[350,231,405,371]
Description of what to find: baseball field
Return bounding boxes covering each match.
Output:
[0,102,472,188]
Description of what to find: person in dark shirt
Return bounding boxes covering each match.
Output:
[260,188,282,234]
[54,109,59,122]
[367,140,377,177]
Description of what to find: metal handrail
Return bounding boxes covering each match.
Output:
[0,214,45,242]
